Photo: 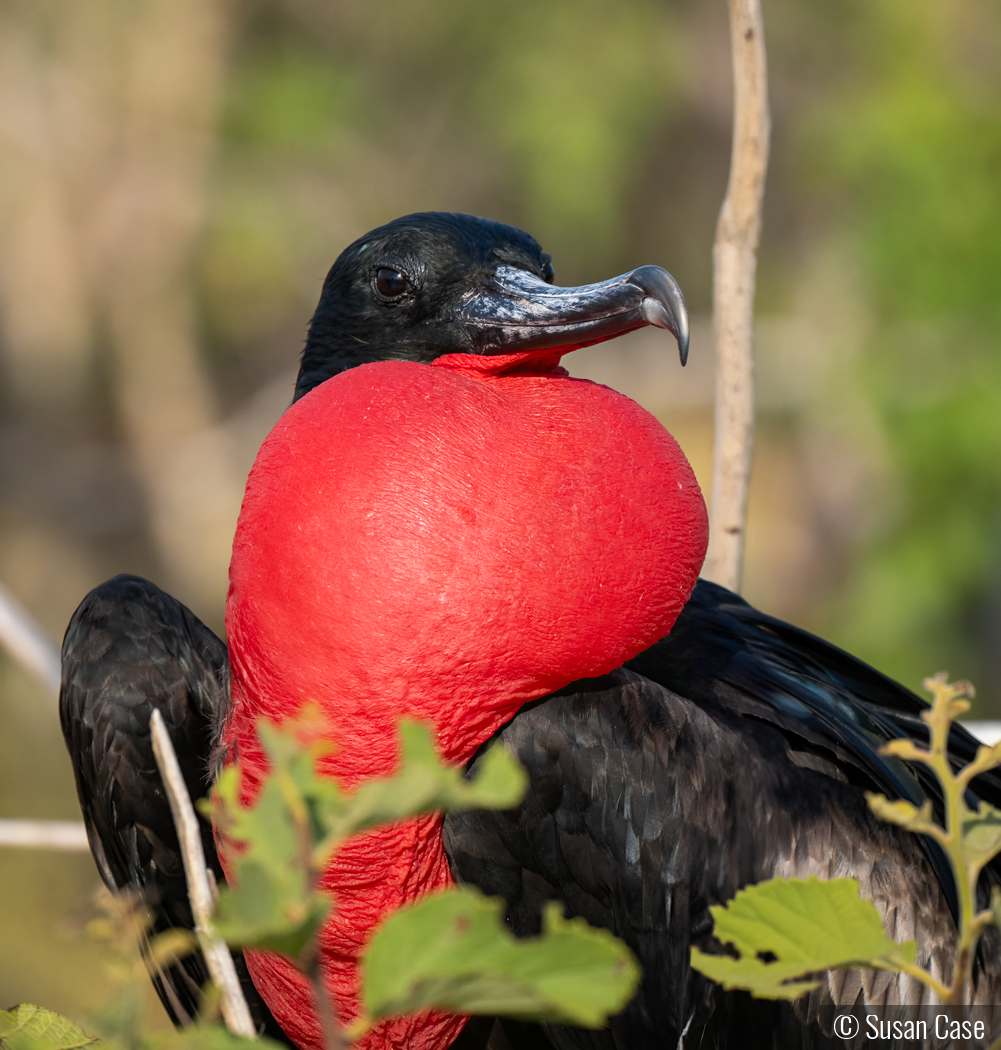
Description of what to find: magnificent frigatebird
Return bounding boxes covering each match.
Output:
[61,213,1001,1050]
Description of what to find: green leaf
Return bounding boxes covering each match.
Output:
[321,721,527,852]
[209,764,326,955]
[962,801,1001,871]
[865,792,935,832]
[213,860,330,957]
[360,886,640,1030]
[689,877,916,1000]
[0,1006,100,1050]
[206,713,527,958]
[150,1021,287,1050]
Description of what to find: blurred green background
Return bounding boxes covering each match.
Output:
[1,0,999,1022]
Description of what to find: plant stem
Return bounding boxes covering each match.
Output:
[877,959,951,1003]
[150,709,257,1037]
[304,949,348,1050]
[0,583,61,696]
[922,690,978,1003]
[703,0,770,593]
[278,768,349,1050]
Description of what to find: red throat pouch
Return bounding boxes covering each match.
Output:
[224,358,707,1050]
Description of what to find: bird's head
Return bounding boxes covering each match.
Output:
[296,211,688,397]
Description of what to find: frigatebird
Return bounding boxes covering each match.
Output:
[61,213,1001,1050]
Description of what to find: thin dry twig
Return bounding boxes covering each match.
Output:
[0,818,89,850]
[150,707,257,1038]
[0,582,61,696]
[703,0,770,593]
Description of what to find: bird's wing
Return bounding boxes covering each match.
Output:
[627,578,1001,917]
[59,575,286,1040]
[444,668,1001,1050]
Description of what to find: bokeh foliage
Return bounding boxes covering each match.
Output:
[810,0,1001,704]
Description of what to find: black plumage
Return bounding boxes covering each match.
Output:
[446,583,1001,1048]
[59,574,286,1041]
[59,213,1001,1049]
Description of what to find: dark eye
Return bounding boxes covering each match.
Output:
[542,260,554,284]
[375,268,409,298]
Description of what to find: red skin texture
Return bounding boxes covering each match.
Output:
[224,352,708,1050]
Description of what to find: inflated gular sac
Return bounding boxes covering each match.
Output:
[223,353,707,1050]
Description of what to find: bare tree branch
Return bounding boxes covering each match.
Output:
[703,0,770,593]
[0,819,88,850]
[150,708,257,1038]
[0,582,61,696]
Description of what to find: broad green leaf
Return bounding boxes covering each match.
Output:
[865,793,934,832]
[209,768,324,955]
[255,719,343,839]
[209,768,300,869]
[686,956,822,1001]
[213,860,329,957]
[962,801,1001,870]
[207,713,527,958]
[689,877,916,1000]
[0,1006,100,1050]
[148,929,198,970]
[325,721,527,850]
[360,886,639,1029]
[151,1021,287,1050]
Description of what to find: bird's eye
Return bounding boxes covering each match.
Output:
[375,268,409,299]
[542,261,555,284]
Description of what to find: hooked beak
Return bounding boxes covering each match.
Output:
[448,264,690,366]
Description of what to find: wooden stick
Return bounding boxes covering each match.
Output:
[0,583,61,696]
[703,0,770,593]
[0,819,89,850]
[150,708,257,1038]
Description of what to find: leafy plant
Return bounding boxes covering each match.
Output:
[689,876,919,1001]
[0,895,287,1050]
[358,890,637,1035]
[0,1004,99,1050]
[4,710,640,1050]
[205,710,639,1044]
[690,674,1001,1010]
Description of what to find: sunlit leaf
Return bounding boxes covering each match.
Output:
[359,886,639,1030]
[148,929,198,971]
[323,721,527,851]
[690,877,915,1000]
[962,802,1001,871]
[865,793,934,832]
[152,1021,287,1050]
[213,860,329,958]
[208,763,324,955]
[206,713,526,959]
[0,1005,100,1050]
